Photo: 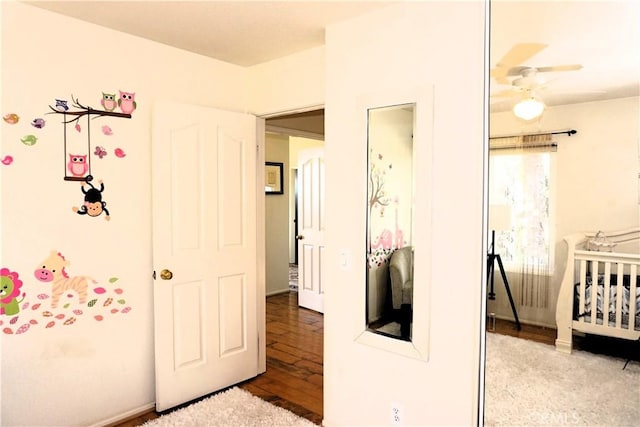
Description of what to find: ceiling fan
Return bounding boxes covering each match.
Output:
[490,43,583,120]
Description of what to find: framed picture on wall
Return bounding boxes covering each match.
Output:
[265,162,284,194]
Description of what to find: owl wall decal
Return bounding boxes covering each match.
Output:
[100,92,117,112]
[67,154,89,177]
[55,99,69,112]
[117,91,137,114]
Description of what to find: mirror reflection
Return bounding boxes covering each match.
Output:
[366,103,415,341]
[485,2,640,425]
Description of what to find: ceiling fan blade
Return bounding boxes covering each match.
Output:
[495,43,547,68]
[536,64,583,73]
[491,88,523,98]
[490,71,510,85]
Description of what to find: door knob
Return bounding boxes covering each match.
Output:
[296,235,305,240]
[160,269,173,280]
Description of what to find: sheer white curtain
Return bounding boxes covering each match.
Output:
[489,134,556,309]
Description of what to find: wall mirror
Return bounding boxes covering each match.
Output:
[366,103,415,341]
[484,2,639,425]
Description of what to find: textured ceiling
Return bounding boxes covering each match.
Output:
[27,1,393,67]
[25,1,640,116]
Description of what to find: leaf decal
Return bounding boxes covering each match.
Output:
[64,317,76,326]
[9,316,19,325]
[29,319,38,325]
[117,299,126,305]
[37,294,50,300]
[110,308,119,314]
[42,311,53,317]
[73,309,83,316]
[114,288,124,295]
[108,277,119,283]
[94,315,104,321]
[15,324,30,334]
[3,327,13,334]
[22,302,30,310]
[103,297,113,307]
[32,303,41,310]
[55,313,65,320]
[87,299,97,307]
[121,307,132,314]
[63,303,70,309]
[45,321,55,328]
[94,287,106,294]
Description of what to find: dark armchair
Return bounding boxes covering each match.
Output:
[389,246,413,339]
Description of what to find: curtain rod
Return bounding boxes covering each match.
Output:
[490,129,577,139]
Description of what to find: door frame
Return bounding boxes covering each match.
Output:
[256,117,266,374]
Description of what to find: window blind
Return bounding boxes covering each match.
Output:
[489,133,557,153]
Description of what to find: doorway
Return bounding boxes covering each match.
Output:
[261,108,325,418]
[263,109,325,299]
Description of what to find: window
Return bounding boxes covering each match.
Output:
[489,150,554,272]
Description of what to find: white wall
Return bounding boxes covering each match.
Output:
[488,96,640,326]
[248,46,325,116]
[323,2,486,426]
[265,133,290,295]
[1,3,249,425]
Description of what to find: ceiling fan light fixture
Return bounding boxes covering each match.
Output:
[513,96,545,120]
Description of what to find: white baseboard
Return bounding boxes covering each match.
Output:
[266,288,291,297]
[89,402,156,427]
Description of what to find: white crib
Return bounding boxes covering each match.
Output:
[555,228,640,353]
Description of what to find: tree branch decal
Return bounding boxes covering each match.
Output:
[367,150,392,254]
[47,95,131,124]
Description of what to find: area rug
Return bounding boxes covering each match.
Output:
[142,387,316,427]
[485,332,640,426]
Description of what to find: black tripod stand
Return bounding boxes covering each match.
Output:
[487,230,521,330]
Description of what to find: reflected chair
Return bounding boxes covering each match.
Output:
[389,246,413,339]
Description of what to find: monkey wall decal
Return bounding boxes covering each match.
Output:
[72,177,110,221]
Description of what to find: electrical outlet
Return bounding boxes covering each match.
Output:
[390,402,403,426]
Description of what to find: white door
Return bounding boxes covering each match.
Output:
[152,102,260,411]
[297,148,325,313]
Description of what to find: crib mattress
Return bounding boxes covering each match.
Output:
[574,275,640,331]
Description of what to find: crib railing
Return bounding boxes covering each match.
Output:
[574,249,639,337]
[556,228,640,353]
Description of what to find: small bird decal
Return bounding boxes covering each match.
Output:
[117,91,137,114]
[31,118,46,128]
[101,125,113,135]
[1,155,13,165]
[100,92,117,112]
[3,113,19,124]
[114,148,126,158]
[20,135,37,146]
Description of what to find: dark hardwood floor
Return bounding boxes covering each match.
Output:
[112,296,638,426]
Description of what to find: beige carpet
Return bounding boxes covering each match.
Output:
[485,332,640,426]
[142,387,316,427]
